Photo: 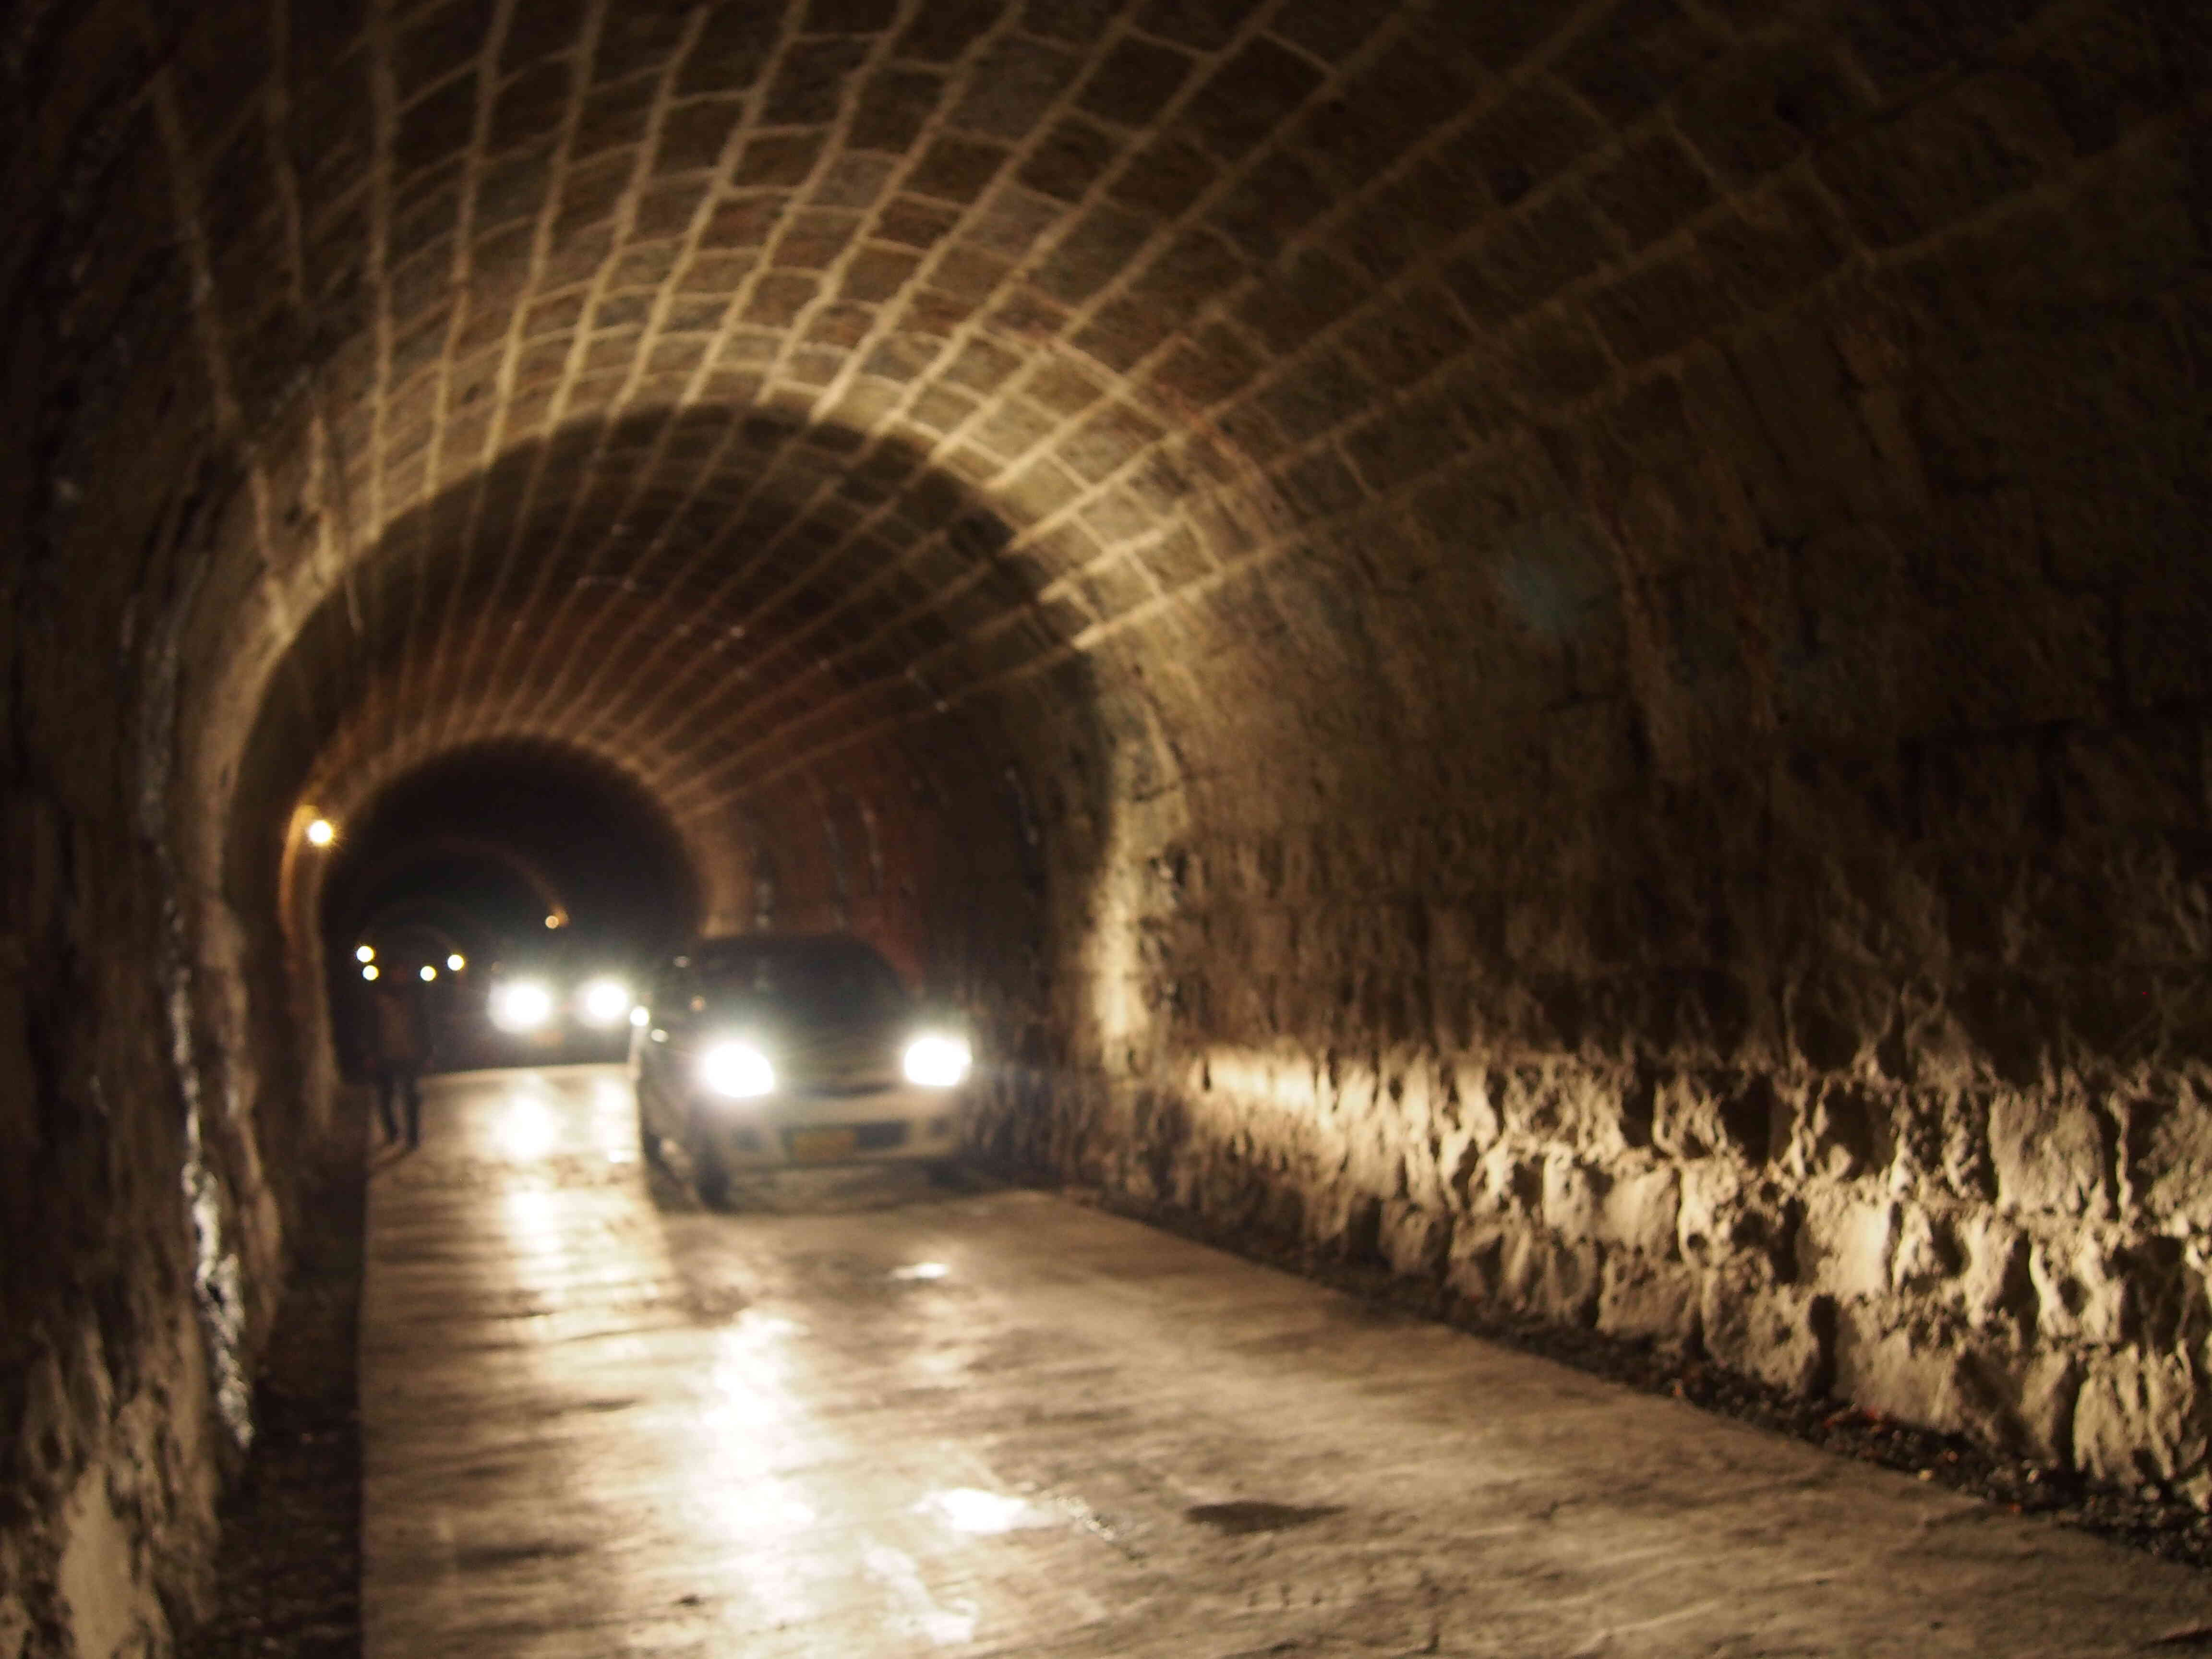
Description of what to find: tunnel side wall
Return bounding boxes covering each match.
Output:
[0,471,299,1654]
[0,87,307,1651]
[977,100,2212,1489]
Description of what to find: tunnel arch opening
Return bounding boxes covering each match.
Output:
[313,740,704,1082]
[213,400,1120,1191]
[317,741,704,952]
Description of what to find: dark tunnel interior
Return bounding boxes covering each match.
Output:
[315,740,703,1069]
[2,0,2211,1647]
[320,743,701,971]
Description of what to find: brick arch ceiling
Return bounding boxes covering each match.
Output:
[137,0,1587,936]
[284,406,1118,812]
[155,0,1475,900]
[61,0,1777,843]
[19,0,2193,964]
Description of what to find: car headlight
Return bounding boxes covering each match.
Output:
[700,1040,775,1100]
[903,1034,972,1088]
[579,978,632,1026]
[491,980,553,1032]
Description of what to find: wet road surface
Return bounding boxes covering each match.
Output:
[363,1066,2212,1656]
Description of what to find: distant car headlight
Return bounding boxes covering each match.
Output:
[700,1041,775,1100]
[579,978,632,1026]
[903,1034,972,1089]
[491,980,553,1032]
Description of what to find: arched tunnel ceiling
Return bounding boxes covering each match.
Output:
[26,0,2182,899]
[273,404,1115,834]
[103,0,1870,855]
[160,0,1397,850]
[1,0,2190,989]
[0,0,2197,992]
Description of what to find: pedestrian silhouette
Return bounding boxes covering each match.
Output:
[370,980,428,1147]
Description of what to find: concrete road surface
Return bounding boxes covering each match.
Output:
[361,1065,2212,1657]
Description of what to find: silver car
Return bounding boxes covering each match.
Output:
[631,933,971,1200]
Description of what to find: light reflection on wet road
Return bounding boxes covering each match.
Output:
[362,1066,2212,1657]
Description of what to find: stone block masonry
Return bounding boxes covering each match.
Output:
[1,0,2209,1650]
[985,699,2212,1489]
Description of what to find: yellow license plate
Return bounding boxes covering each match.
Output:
[787,1128,856,1161]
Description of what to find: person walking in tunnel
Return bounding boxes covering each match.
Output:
[370,978,429,1148]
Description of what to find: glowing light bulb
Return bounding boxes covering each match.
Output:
[446,953,465,972]
[355,944,374,963]
[362,965,379,981]
[420,965,437,982]
[305,818,335,846]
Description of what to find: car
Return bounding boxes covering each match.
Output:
[476,945,644,1066]
[631,932,971,1200]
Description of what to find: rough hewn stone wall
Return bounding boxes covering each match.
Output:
[3,0,2210,1649]
[0,399,282,1654]
[969,3,2212,1491]
[999,711,2212,1484]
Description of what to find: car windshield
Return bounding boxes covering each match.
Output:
[680,938,908,1024]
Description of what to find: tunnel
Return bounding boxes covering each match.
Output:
[2,0,2211,1650]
